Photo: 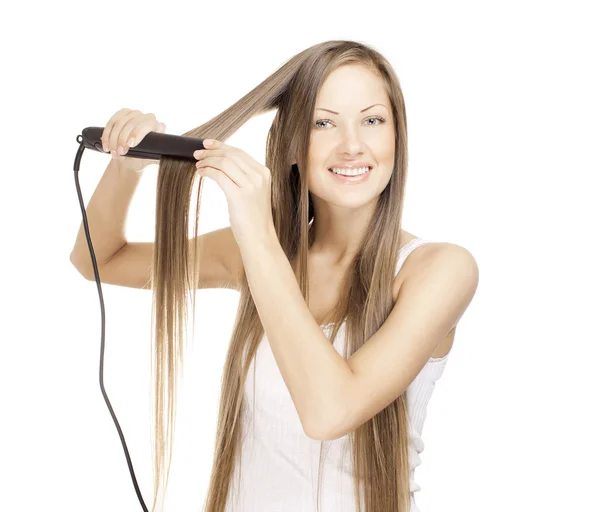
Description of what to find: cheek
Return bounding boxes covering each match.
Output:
[305,153,328,183]
[377,132,396,159]
[304,166,333,198]
[305,166,322,190]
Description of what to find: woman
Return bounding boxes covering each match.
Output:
[78,39,479,512]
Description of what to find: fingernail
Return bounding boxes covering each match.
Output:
[127,138,134,147]
[118,146,124,155]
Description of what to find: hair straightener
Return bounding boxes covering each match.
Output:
[79,126,207,160]
[73,127,208,512]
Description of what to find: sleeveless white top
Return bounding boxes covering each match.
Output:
[225,238,452,512]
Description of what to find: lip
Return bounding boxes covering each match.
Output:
[328,161,373,170]
[327,165,373,183]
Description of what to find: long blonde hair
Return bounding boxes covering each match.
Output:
[148,40,411,512]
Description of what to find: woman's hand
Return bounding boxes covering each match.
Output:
[194,139,276,250]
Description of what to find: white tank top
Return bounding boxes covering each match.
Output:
[225,238,452,512]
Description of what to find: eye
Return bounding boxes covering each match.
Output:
[314,119,331,129]
[314,116,386,130]
[366,115,386,126]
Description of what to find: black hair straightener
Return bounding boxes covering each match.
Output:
[72,127,208,512]
[79,126,207,160]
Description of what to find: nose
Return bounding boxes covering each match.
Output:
[338,127,364,156]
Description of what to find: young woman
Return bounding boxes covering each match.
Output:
[71,39,478,512]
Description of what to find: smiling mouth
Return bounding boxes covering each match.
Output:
[327,166,373,176]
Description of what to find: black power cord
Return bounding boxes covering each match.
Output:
[73,135,150,512]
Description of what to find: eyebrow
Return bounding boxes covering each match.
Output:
[315,103,388,115]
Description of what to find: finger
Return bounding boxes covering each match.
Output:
[197,165,240,200]
[194,148,229,159]
[102,108,133,153]
[209,143,268,180]
[119,114,158,154]
[196,159,254,189]
[203,139,240,152]
[193,149,211,160]
[108,110,140,157]
[197,150,259,182]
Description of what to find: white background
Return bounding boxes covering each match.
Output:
[1,0,598,510]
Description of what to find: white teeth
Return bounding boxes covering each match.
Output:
[330,166,371,176]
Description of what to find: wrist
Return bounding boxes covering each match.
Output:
[238,227,279,256]
[118,157,148,173]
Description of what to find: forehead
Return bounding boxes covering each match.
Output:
[315,64,388,110]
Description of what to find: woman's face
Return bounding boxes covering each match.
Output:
[304,63,396,209]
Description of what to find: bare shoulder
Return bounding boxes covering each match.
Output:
[403,230,475,268]
[394,232,477,300]
[405,241,476,278]
[392,234,477,357]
